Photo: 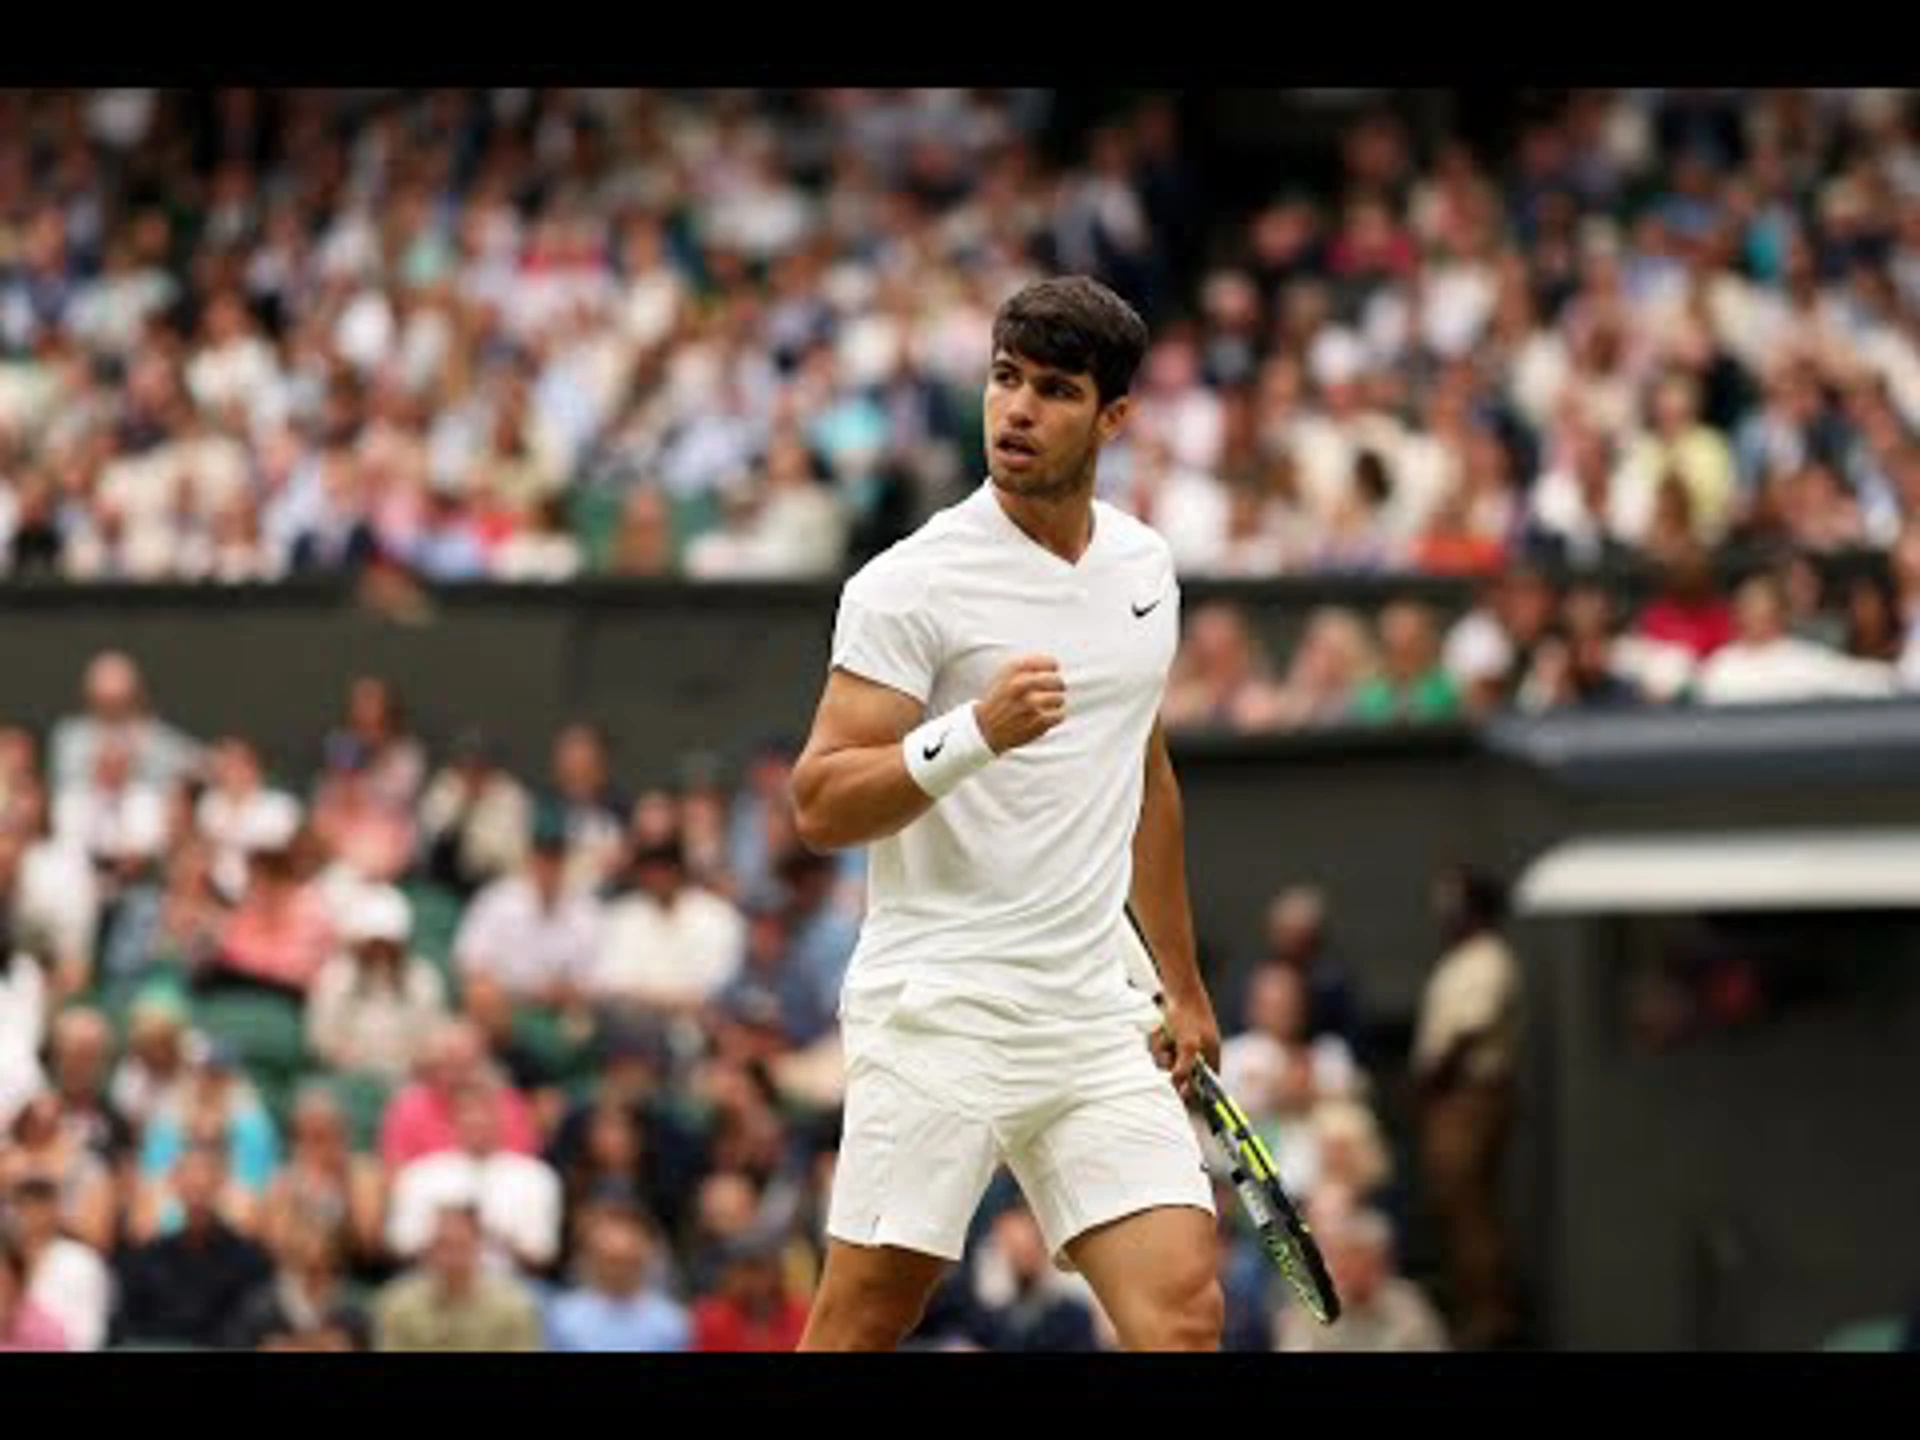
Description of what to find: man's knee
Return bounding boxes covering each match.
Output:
[1132,1263,1225,1352]
[801,1247,945,1351]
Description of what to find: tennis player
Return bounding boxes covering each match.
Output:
[791,276,1224,1352]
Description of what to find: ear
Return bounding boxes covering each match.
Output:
[1097,394,1132,445]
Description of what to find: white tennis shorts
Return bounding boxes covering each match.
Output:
[826,999,1215,1264]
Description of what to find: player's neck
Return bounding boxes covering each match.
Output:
[990,478,1097,565]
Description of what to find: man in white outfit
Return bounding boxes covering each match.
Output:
[792,276,1223,1352]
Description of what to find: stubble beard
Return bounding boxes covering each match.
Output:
[991,432,1100,507]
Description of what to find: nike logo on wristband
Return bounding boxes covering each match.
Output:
[1133,596,1164,617]
[923,734,947,761]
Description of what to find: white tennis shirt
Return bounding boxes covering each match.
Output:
[829,479,1179,1041]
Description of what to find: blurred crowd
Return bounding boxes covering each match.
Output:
[0,648,1505,1352]
[4,88,1920,601]
[1163,536,1920,732]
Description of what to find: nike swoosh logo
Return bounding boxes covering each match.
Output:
[1132,596,1164,617]
[922,734,947,761]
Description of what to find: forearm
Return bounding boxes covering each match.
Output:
[1129,755,1206,1006]
[791,742,941,852]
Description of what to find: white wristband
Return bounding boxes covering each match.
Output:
[903,702,996,799]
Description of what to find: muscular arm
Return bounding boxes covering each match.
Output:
[1128,718,1206,1009]
[1129,719,1220,1088]
[790,669,936,853]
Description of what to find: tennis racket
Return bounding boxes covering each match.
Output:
[1119,908,1342,1326]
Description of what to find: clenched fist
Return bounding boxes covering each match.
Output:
[975,655,1066,755]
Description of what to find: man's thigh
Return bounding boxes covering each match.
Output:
[1002,1081,1215,1268]
[826,1038,1003,1262]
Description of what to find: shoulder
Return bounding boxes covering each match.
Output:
[839,491,986,611]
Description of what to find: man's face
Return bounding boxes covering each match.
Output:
[175,1147,225,1220]
[54,1021,109,1095]
[429,1212,482,1282]
[9,1186,58,1244]
[983,349,1124,501]
[1327,1231,1387,1307]
[588,1213,651,1296]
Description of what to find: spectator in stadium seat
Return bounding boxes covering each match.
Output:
[1311,1096,1400,1228]
[378,1018,539,1171]
[1,1090,116,1254]
[775,846,859,1020]
[967,1200,1103,1352]
[1161,600,1289,732]
[545,1018,709,1253]
[1350,601,1460,723]
[1694,573,1899,705]
[109,987,190,1134]
[605,484,676,577]
[372,1203,543,1352]
[1895,526,1920,689]
[544,724,629,896]
[195,736,302,903]
[52,732,168,903]
[257,1084,387,1275]
[708,899,835,1071]
[223,1207,371,1351]
[1635,539,1735,662]
[43,1007,136,1196]
[492,492,585,582]
[386,1081,562,1277]
[545,1198,692,1353]
[133,1044,278,1242]
[1615,370,1738,547]
[417,729,533,898]
[7,777,101,1002]
[103,835,225,992]
[1442,566,1559,717]
[451,814,601,1009]
[1275,1208,1447,1353]
[1269,607,1378,730]
[1412,865,1523,1351]
[204,807,335,998]
[48,649,202,795]
[1221,963,1363,1110]
[591,836,745,1030]
[309,734,416,890]
[691,1227,810,1353]
[1227,884,1361,1048]
[0,1229,66,1351]
[1523,424,1638,570]
[7,1173,109,1349]
[328,677,427,813]
[0,885,50,1127]
[115,1140,273,1349]
[306,885,449,1086]
[1842,570,1905,665]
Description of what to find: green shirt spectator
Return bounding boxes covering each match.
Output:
[1350,670,1461,723]
[1350,601,1460,723]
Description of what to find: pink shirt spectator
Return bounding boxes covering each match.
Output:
[217,883,337,993]
[1,1299,70,1351]
[379,1083,539,1171]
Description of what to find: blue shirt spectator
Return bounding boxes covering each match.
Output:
[544,1203,691,1353]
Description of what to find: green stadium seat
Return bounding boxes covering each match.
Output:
[570,486,627,572]
[511,1004,598,1090]
[403,880,465,974]
[326,1069,399,1154]
[191,989,309,1081]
